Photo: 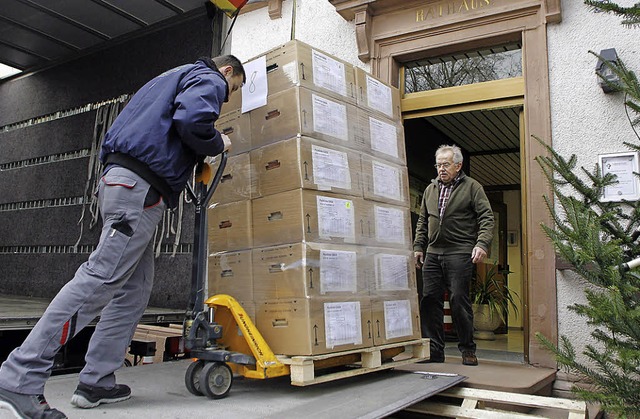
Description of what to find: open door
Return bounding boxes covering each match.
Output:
[477,201,509,333]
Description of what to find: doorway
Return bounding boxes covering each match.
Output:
[404,105,525,363]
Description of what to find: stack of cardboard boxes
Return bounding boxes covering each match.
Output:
[207,40,420,356]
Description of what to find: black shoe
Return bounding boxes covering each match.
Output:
[417,353,445,363]
[462,350,478,366]
[70,383,131,409]
[0,387,67,418]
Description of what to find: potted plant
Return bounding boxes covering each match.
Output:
[470,262,520,340]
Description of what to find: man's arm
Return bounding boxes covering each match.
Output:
[413,189,429,268]
[473,183,495,260]
[173,73,227,157]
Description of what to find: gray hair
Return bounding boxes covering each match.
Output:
[435,144,463,164]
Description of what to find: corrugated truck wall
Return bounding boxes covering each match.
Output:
[0,11,220,309]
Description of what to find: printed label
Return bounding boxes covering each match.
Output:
[312,145,351,190]
[369,117,399,158]
[312,94,348,141]
[320,250,357,293]
[317,196,355,240]
[375,206,405,244]
[312,49,347,96]
[325,301,362,348]
[372,160,402,201]
[384,300,413,340]
[366,75,393,117]
[375,254,409,290]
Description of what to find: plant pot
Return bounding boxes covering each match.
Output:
[472,303,502,340]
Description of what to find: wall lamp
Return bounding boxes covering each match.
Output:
[595,48,621,93]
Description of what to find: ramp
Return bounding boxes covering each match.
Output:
[42,360,465,419]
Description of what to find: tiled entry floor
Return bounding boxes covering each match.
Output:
[445,328,525,363]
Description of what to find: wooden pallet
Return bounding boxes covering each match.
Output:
[276,338,430,386]
[405,387,588,418]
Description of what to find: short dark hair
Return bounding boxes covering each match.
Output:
[212,55,246,84]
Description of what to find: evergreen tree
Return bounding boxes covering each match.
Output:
[535,2,640,417]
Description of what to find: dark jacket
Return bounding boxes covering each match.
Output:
[100,58,229,208]
[413,171,494,255]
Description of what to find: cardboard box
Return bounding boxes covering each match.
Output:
[207,200,252,252]
[354,67,401,120]
[208,250,253,301]
[259,39,357,104]
[215,109,251,155]
[370,292,421,345]
[209,152,252,204]
[360,202,412,249]
[363,247,417,295]
[255,297,373,355]
[221,40,356,114]
[250,86,361,150]
[251,189,368,247]
[252,242,367,299]
[361,155,410,207]
[250,136,363,198]
[356,108,406,165]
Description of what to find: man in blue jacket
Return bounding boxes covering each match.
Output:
[0,55,245,419]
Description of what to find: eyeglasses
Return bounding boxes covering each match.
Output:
[434,162,454,169]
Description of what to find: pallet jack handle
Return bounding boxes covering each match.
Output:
[185,151,228,317]
[185,151,228,205]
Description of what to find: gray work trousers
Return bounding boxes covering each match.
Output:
[0,166,166,395]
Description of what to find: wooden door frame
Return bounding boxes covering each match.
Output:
[360,0,558,368]
[330,0,559,367]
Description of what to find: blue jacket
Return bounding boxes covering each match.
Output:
[100,58,228,208]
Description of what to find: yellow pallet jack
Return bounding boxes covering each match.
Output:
[182,153,289,399]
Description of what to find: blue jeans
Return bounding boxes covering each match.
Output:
[421,253,476,357]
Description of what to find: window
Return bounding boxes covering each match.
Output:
[404,43,522,93]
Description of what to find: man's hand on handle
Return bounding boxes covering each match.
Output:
[221,133,232,153]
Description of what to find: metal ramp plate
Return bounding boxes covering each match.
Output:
[42,360,465,418]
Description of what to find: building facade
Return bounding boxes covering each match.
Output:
[226,0,639,371]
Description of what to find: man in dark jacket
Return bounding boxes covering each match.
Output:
[413,144,494,366]
[0,55,245,419]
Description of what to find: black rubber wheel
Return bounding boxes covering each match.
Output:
[199,361,233,399]
[185,360,205,396]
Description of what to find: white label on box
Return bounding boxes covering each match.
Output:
[384,300,413,340]
[375,254,409,290]
[312,94,348,141]
[325,301,362,348]
[375,206,405,244]
[312,145,351,190]
[369,117,398,158]
[317,196,355,240]
[312,49,347,97]
[372,160,402,201]
[366,75,393,117]
[320,249,357,294]
[241,55,268,113]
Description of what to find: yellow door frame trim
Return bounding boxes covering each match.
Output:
[402,77,525,117]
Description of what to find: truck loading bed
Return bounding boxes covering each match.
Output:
[0,294,184,331]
